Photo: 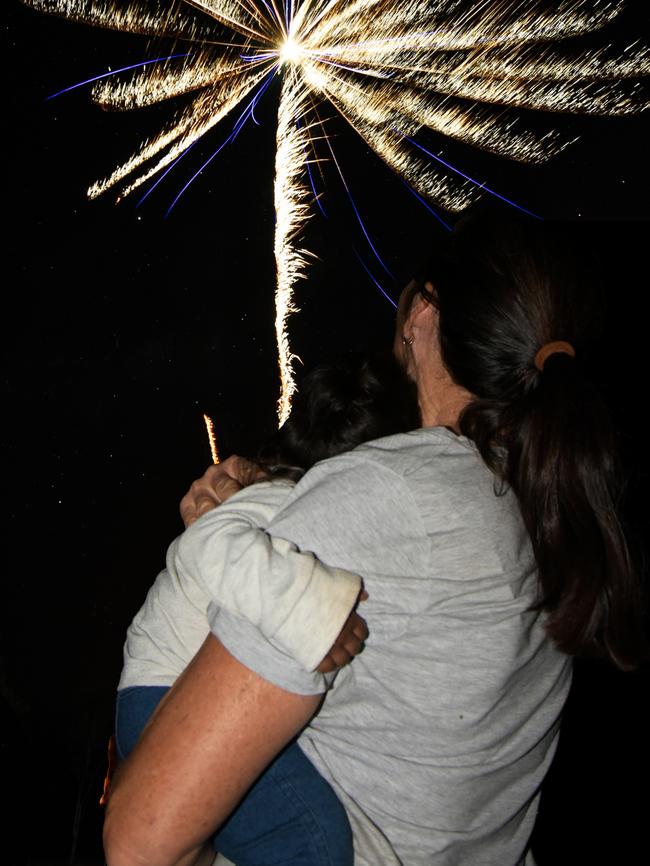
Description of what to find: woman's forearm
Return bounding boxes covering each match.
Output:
[104,836,213,866]
[103,634,321,866]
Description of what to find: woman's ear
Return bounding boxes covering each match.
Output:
[405,289,438,340]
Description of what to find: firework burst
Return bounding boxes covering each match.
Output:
[23,0,649,421]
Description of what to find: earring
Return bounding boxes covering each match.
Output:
[402,335,414,346]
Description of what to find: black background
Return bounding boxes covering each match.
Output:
[4,2,649,864]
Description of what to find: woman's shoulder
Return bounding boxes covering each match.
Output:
[274,427,488,530]
[354,425,474,455]
[343,426,482,480]
[301,426,519,541]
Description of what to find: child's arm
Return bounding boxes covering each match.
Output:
[172,464,364,674]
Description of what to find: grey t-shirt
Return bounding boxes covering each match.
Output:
[207,428,572,865]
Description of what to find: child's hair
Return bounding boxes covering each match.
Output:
[259,352,420,475]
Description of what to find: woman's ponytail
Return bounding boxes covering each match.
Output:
[464,353,640,668]
[426,212,645,669]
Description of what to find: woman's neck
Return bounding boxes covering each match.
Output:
[418,378,472,431]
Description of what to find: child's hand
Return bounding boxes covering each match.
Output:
[180,456,267,527]
[316,591,369,673]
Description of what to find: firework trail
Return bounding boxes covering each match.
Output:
[23,1,649,419]
[203,413,220,463]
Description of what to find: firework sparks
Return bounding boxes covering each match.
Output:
[274,68,312,425]
[24,0,649,420]
[203,413,220,464]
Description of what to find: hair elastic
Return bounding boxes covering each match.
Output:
[534,340,575,372]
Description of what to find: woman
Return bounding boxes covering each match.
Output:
[104,213,643,866]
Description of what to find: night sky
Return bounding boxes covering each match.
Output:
[4,2,649,864]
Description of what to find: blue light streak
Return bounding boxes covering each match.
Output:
[324,135,395,279]
[139,69,276,207]
[399,179,452,231]
[241,51,278,61]
[46,53,190,100]
[297,117,328,218]
[286,0,296,32]
[250,97,262,126]
[305,155,328,218]
[403,134,543,220]
[352,248,397,308]
[258,0,285,35]
[136,141,199,208]
[164,69,277,216]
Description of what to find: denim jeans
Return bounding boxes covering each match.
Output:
[115,685,353,866]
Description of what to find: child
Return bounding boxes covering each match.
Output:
[114,352,419,866]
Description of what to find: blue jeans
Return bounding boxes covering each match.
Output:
[115,685,353,866]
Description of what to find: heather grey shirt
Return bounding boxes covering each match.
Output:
[205,428,572,865]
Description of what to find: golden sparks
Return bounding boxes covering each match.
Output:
[203,412,220,464]
[24,1,649,419]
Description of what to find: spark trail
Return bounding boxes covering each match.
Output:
[203,413,220,464]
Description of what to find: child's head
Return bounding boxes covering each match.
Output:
[260,352,420,472]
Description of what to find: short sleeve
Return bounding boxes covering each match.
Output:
[209,605,332,695]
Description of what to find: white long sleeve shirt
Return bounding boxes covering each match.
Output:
[119,479,362,689]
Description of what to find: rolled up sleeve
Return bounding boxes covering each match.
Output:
[173,482,362,672]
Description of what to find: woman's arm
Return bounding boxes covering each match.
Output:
[104,634,321,866]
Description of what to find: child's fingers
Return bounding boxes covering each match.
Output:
[350,613,369,642]
[315,611,368,672]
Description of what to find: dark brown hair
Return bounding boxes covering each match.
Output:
[259,352,419,473]
[421,212,644,669]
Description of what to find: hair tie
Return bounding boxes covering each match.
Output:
[534,340,576,372]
